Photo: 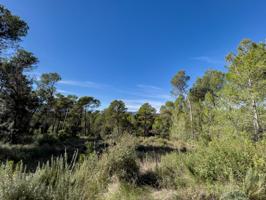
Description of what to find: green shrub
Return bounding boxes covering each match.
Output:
[186,138,256,182]
[243,168,266,200]
[0,152,104,200]
[100,134,139,183]
[174,186,218,200]
[58,129,70,140]
[0,134,141,200]
[0,155,86,200]
[36,134,58,145]
[220,191,248,200]
[103,183,151,200]
[156,153,194,189]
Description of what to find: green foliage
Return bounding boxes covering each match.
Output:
[36,73,61,103]
[171,70,190,96]
[0,50,38,143]
[190,70,225,102]
[243,168,266,200]
[170,95,191,140]
[0,5,28,51]
[185,137,266,182]
[100,134,139,183]
[100,100,131,138]
[135,103,156,136]
[0,154,88,200]
[0,135,140,200]
[103,183,151,200]
[63,96,100,137]
[1,4,266,199]
[225,39,266,140]
[153,101,174,138]
[156,153,194,189]
[220,191,248,200]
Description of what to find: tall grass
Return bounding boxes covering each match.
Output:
[0,134,139,200]
[2,134,266,200]
[0,152,100,200]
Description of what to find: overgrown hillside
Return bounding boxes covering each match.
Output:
[0,4,266,200]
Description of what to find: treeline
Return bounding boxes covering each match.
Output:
[0,4,265,146]
[0,5,159,144]
[1,4,266,200]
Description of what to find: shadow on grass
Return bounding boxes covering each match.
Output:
[137,170,161,188]
[0,137,89,171]
[136,144,187,160]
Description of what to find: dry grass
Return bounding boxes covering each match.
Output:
[139,157,158,174]
[138,136,188,151]
[151,189,178,200]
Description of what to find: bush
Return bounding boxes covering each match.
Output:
[36,134,58,145]
[0,152,106,200]
[243,168,266,200]
[156,153,194,189]
[220,191,248,200]
[103,183,152,200]
[174,186,218,200]
[0,154,86,200]
[100,134,140,183]
[186,137,257,182]
[0,134,141,200]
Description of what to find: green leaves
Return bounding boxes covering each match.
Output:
[135,103,156,136]
[171,70,190,96]
[0,5,28,52]
[225,39,266,140]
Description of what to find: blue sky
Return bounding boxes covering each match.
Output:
[1,0,266,111]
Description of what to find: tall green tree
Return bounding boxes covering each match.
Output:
[189,70,225,139]
[171,70,194,137]
[103,100,130,137]
[78,96,100,136]
[135,103,156,136]
[0,50,38,143]
[190,70,225,104]
[153,101,174,138]
[0,5,28,54]
[37,73,61,103]
[64,96,100,137]
[225,39,266,141]
[0,5,37,143]
[51,94,76,133]
[170,95,190,139]
[35,73,61,133]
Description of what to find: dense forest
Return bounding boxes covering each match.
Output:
[0,4,266,200]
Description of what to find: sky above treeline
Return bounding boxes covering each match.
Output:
[1,0,266,111]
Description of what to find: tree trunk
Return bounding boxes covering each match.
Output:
[252,98,262,141]
[52,112,57,133]
[87,113,91,136]
[248,78,262,141]
[62,109,69,130]
[84,109,87,135]
[187,96,194,138]
[55,113,61,133]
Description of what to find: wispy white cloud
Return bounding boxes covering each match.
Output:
[191,56,224,65]
[136,84,171,100]
[57,89,75,95]
[113,88,171,100]
[122,99,165,112]
[54,77,171,101]
[45,78,171,111]
[112,83,171,100]
[137,84,162,90]
[58,80,107,89]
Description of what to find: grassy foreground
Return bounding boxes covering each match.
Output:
[1,134,266,200]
